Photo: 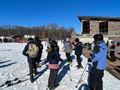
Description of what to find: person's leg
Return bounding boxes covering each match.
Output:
[95,70,104,90]
[28,62,34,83]
[53,69,59,87]
[110,51,115,61]
[48,69,59,90]
[112,51,115,61]
[33,61,37,74]
[88,67,96,90]
[68,53,72,63]
[48,69,55,89]
[38,55,42,63]
[66,53,69,62]
[66,53,72,64]
[48,69,52,88]
[76,54,83,68]
[35,56,41,66]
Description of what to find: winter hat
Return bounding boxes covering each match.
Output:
[75,38,79,42]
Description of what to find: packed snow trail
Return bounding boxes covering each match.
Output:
[0,42,120,90]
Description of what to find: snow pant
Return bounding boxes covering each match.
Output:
[28,61,37,82]
[36,55,42,66]
[110,51,115,61]
[66,53,72,62]
[48,69,58,88]
[76,54,82,67]
[88,62,104,90]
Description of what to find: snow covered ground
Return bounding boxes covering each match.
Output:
[0,41,120,90]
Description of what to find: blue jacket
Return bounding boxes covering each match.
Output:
[47,50,61,64]
[91,41,107,70]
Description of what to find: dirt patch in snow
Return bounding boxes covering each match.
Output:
[106,52,120,80]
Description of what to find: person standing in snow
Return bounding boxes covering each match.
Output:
[88,34,107,90]
[109,40,116,61]
[46,41,63,90]
[73,38,83,69]
[22,38,40,83]
[63,38,73,64]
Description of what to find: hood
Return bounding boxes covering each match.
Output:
[99,42,107,50]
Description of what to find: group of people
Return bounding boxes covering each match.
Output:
[22,34,107,90]
[63,37,83,68]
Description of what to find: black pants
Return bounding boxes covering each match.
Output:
[76,54,82,66]
[110,51,115,61]
[28,61,37,81]
[48,69,58,88]
[66,53,72,62]
[88,66,104,90]
[35,56,42,67]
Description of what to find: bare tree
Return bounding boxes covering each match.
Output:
[0,24,75,40]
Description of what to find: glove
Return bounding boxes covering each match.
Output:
[60,59,64,63]
[88,58,91,62]
[59,58,63,62]
[90,53,92,57]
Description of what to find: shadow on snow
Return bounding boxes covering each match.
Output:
[0,60,17,68]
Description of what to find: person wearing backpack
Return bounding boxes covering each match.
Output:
[34,36,43,65]
[22,38,40,83]
[73,38,83,69]
[46,40,63,90]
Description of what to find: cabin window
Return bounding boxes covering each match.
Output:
[82,21,90,34]
[99,21,108,35]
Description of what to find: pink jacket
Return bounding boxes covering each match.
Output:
[48,64,59,69]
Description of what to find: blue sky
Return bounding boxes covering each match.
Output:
[0,0,120,33]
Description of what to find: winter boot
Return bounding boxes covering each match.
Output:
[30,75,34,83]
[49,86,55,90]
[76,63,83,69]
[77,65,83,69]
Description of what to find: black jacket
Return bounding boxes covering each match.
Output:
[74,42,83,55]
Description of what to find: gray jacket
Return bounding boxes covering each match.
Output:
[63,42,72,53]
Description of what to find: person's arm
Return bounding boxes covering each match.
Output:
[22,44,29,56]
[92,45,100,62]
[40,44,43,50]
[88,58,91,62]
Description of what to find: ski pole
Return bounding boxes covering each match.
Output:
[75,63,88,88]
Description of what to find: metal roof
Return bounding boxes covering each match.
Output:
[78,16,120,21]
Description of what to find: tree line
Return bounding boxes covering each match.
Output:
[0,24,75,40]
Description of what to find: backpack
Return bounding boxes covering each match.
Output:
[26,43,39,58]
[75,42,83,55]
[77,42,83,50]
